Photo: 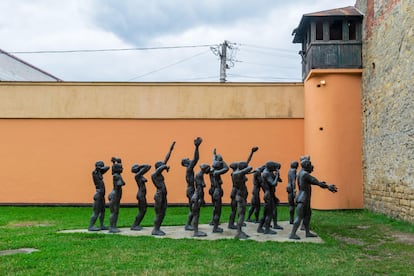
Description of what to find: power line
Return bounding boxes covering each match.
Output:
[127,49,210,81]
[10,44,217,54]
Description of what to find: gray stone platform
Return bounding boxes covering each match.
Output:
[59,221,323,243]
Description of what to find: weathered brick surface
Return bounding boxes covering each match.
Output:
[356,0,414,222]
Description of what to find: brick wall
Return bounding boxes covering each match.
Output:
[356,0,414,222]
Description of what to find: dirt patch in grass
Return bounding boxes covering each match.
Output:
[392,232,414,245]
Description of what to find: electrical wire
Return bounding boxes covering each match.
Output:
[127,49,210,81]
[10,44,217,54]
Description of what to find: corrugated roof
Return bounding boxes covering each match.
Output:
[0,48,61,81]
[292,6,363,43]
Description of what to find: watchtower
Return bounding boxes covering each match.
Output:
[292,6,364,209]
[292,6,363,80]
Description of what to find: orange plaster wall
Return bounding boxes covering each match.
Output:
[0,119,303,205]
[304,69,363,209]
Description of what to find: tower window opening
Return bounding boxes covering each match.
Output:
[329,20,343,40]
[316,21,323,40]
[348,20,357,40]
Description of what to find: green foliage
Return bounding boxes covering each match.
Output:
[0,206,413,275]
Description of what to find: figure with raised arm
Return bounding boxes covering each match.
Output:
[151,141,175,236]
[190,164,210,237]
[183,137,202,231]
[88,160,110,231]
[209,148,229,233]
[130,163,151,230]
[108,157,125,233]
[289,156,338,239]
[286,160,299,224]
[228,147,258,230]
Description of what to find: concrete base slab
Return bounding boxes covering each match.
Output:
[0,248,39,256]
[59,221,323,243]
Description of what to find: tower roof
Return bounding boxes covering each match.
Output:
[292,6,363,43]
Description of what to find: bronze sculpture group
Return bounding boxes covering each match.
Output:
[88,138,338,240]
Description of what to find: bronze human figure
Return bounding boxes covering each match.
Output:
[228,161,239,229]
[228,147,258,230]
[247,165,265,223]
[289,156,338,240]
[183,137,202,231]
[287,161,299,224]
[209,148,229,233]
[257,161,280,234]
[108,157,125,233]
[271,162,283,230]
[232,161,254,239]
[130,163,151,231]
[190,164,210,237]
[151,141,175,236]
[88,160,110,231]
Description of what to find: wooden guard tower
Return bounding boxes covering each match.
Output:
[292,6,363,80]
[292,6,364,209]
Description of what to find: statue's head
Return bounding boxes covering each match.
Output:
[95,160,109,174]
[290,161,299,169]
[300,159,313,173]
[215,154,223,162]
[212,160,222,170]
[265,161,276,171]
[274,162,281,170]
[181,158,190,167]
[112,162,123,174]
[95,160,105,169]
[300,155,310,162]
[131,164,139,173]
[155,161,164,169]
[238,162,248,170]
[200,163,210,174]
[230,162,238,171]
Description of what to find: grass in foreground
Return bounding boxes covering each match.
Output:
[0,206,413,275]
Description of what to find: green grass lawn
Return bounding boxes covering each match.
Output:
[0,205,413,275]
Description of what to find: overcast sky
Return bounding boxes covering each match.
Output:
[0,0,356,82]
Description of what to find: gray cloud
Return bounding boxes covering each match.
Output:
[92,0,281,45]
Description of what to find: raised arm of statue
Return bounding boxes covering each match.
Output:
[163,141,176,165]
[246,146,259,165]
[137,164,151,176]
[190,137,202,169]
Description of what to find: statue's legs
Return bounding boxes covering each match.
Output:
[212,198,223,233]
[192,201,207,237]
[288,194,295,224]
[257,201,269,233]
[98,200,108,230]
[185,198,194,231]
[131,202,147,230]
[152,196,167,236]
[235,197,249,239]
[289,202,304,239]
[303,202,317,237]
[108,197,121,233]
[272,205,283,230]
[228,197,237,229]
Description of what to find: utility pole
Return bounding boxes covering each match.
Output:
[219,40,228,82]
